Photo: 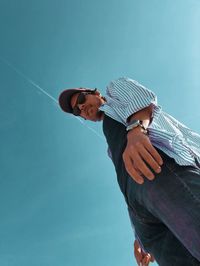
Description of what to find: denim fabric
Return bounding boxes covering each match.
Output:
[103,115,200,266]
[127,149,200,266]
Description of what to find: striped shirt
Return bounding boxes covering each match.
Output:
[99,77,200,167]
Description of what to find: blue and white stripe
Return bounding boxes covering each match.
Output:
[99,77,200,167]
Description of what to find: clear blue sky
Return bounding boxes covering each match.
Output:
[0,0,200,265]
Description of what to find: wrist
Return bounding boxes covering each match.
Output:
[127,125,147,139]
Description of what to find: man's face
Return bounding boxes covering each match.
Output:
[70,91,105,122]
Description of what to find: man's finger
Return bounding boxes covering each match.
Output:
[145,142,163,166]
[142,254,152,266]
[123,154,144,184]
[150,254,155,262]
[129,152,155,180]
[138,146,162,174]
[134,240,143,265]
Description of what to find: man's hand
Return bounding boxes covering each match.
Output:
[134,239,155,266]
[123,127,163,184]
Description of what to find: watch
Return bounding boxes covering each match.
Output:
[126,119,147,133]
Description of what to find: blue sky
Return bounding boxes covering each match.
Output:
[0,0,200,265]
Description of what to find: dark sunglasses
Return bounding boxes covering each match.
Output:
[72,89,97,116]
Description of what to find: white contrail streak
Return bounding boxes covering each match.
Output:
[0,57,104,140]
[1,58,58,104]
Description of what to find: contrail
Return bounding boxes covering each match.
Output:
[0,57,104,139]
[1,58,58,104]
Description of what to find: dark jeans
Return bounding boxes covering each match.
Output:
[102,115,200,265]
[127,149,200,266]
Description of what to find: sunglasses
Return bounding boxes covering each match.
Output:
[72,89,97,116]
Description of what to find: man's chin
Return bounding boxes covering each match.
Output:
[89,111,103,122]
[92,117,101,122]
[96,110,104,120]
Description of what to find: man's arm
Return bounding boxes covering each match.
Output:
[123,104,163,184]
[107,77,163,184]
[127,104,153,127]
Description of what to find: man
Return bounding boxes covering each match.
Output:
[58,77,200,266]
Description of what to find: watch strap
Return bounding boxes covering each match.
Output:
[126,119,148,133]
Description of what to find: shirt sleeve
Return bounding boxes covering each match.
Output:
[106,77,161,124]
